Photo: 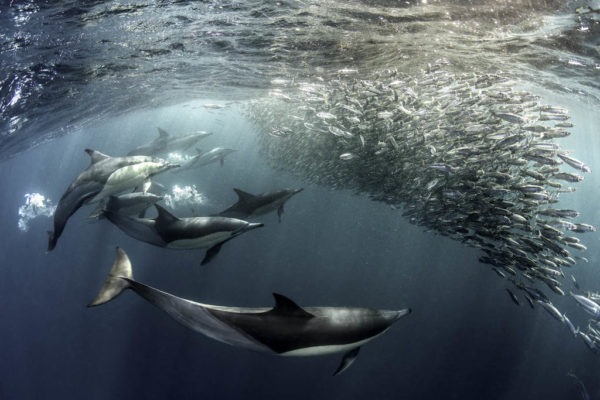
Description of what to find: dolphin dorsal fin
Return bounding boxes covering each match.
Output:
[152,128,170,146]
[157,127,169,138]
[270,293,314,318]
[233,188,256,202]
[154,204,179,225]
[85,149,110,164]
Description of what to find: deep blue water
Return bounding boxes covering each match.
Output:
[2,1,600,400]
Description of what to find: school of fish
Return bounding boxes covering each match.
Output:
[245,61,600,351]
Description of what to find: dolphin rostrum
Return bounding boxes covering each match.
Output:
[104,204,263,265]
[48,149,177,251]
[89,247,411,375]
[217,188,303,222]
[127,127,212,157]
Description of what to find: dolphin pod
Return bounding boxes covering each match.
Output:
[47,149,177,251]
[89,247,411,375]
[47,131,410,375]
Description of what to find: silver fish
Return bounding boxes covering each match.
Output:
[571,293,600,318]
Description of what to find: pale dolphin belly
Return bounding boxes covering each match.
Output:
[281,338,374,357]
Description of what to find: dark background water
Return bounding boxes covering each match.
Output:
[2,1,600,399]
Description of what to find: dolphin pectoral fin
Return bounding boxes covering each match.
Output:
[88,247,133,307]
[87,198,108,221]
[277,204,284,222]
[142,179,152,193]
[201,238,233,266]
[333,347,361,376]
[47,231,56,252]
[201,245,220,265]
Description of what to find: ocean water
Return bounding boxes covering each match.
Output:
[1,1,600,399]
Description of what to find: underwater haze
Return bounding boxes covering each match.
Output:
[2,1,600,399]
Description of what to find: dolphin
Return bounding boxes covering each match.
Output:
[87,192,164,220]
[173,147,236,172]
[104,204,263,265]
[217,188,303,222]
[48,149,178,251]
[89,247,411,375]
[127,127,213,157]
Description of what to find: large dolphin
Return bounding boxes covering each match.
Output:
[104,204,263,265]
[217,188,303,222]
[89,247,411,375]
[127,127,213,156]
[48,149,177,251]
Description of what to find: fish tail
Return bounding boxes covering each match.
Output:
[88,247,133,307]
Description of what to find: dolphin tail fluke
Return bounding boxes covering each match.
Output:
[333,347,360,376]
[88,247,133,307]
